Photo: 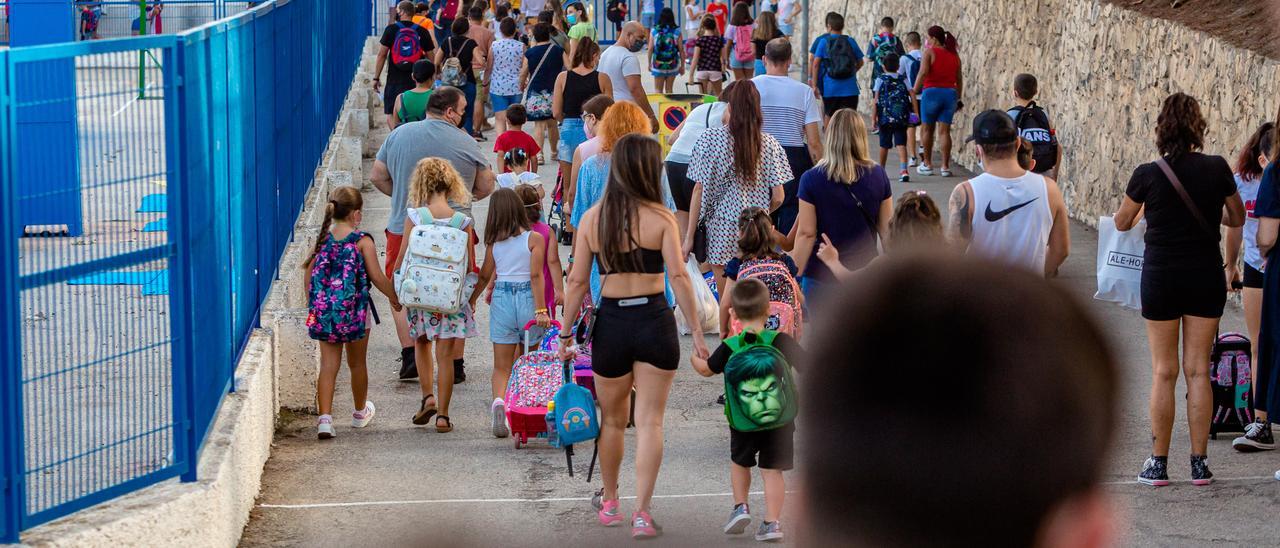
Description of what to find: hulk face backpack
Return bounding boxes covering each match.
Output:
[722,330,798,432]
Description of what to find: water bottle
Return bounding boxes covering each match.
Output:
[545,400,559,447]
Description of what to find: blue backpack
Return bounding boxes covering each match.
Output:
[876,73,912,128]
[553,362,599,446]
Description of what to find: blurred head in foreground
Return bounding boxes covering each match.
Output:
[801,254,1119,548]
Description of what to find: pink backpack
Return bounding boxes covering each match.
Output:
[730,258,803,339]
[733,24,754,63]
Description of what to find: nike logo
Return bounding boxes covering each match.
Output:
[984,198,1039,222]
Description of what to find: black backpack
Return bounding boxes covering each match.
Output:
[1010,102,1059,174]
[824,35,857,80]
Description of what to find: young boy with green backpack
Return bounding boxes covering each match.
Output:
[692,279,803,543]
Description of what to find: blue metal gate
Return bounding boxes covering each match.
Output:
[0,0,369,541]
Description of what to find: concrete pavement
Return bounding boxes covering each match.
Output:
[239,57,1280,547]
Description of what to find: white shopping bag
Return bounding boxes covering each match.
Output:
[1094,216,1145,310]
[675,258,720,335]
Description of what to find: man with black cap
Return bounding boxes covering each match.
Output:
[946,109,1070,277]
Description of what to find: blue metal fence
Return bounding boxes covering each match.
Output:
[0,0,369,540]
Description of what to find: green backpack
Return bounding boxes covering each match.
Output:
[722,330,799,432]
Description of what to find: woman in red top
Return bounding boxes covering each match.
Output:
[911,25,963,178]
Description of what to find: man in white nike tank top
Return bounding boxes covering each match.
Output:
[946,110,1070,277]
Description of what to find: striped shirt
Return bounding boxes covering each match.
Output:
[751,75,823,148]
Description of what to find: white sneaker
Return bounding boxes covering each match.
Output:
[492,398,509,438]
[908,156,917,167]
[916,164,934,176]
[1274,469,1280,481]
[317,415,335,440]
[352,401,376,428]
[940,168,953,177]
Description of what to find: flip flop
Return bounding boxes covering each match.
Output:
[435,415,453,433]
[412,395,437,425]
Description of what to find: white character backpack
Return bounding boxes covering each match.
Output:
[395,209,476,314]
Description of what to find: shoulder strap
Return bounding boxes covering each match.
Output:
[758,329,779,346]
[704,103,714,126]
[447,211,467,229]
[1154,157,1214,234]
[844,182,880,240]
[723,333,746,353]
[524,45,555,102]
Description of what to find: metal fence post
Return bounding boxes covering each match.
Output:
[0,48,27,544]
[163,39,199,484]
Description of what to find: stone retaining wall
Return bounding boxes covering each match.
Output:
[812,0,1280,224]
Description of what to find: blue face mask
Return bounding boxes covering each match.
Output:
[567,13,578,24]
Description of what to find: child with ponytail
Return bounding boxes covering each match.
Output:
[516,184,565,318]
[817,190,944,280]
[720,207,802,337]
[305,186,402,440]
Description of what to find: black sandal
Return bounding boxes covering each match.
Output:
[412,395,437,425]
[435,415,453,433]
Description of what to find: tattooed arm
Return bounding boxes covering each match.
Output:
[947,181,974,248]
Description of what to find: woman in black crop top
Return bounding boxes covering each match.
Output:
[553,37,613,179]
[559,135,708,535]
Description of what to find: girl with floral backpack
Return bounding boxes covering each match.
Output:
[306,186,403,440]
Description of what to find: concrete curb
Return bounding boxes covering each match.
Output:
[20,332,276,548]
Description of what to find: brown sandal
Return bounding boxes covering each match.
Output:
[412,395,437,425]
[435,415,453,433]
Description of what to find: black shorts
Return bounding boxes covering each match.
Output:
[1245,263,1264,289]
[1140,267,1227,321]
[878,124,908,149]
[822,95,859,117]
[730,423,795,470]
[773,146,815,235]
[665,161,694,212]
[383,82,412,115]
[591,294,679,378]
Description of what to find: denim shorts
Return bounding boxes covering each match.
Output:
[729,56,753,70]
[490,281,545,345]
[557,118,587,161]
[753,59,766,76]
[920,87,958,125]
[491,93,522,112]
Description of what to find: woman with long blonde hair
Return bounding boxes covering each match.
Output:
[788,108,893,302]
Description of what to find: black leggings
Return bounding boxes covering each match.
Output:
[591,294,680,378]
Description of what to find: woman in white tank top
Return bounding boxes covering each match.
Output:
[475,189,551,439]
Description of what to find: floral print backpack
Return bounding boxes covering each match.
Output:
[306,231,371,343]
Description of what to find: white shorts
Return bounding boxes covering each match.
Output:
[695,70,724,82]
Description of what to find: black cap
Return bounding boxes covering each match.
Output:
[965,110,1019,145]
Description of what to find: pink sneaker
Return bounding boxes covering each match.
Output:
[597,499,623,527]
[631,511,663,539]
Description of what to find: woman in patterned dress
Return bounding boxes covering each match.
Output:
[683,80,792,296]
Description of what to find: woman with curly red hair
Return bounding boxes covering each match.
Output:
[1113,92,1246,486]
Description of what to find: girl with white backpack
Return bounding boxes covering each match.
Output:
[393,158,481,433]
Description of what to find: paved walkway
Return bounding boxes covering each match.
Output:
[240,56,1277,547]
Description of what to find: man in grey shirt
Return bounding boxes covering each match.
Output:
[370,86,496,381]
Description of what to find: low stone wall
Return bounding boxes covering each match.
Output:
[812,0,1280,224]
